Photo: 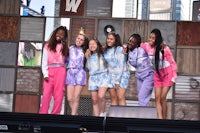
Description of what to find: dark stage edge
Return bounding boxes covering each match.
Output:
[0,112,200,133]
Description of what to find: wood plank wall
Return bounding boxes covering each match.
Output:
[0,0,200,120]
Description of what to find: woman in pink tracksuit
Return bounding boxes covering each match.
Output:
[40,26,69,115]
[141,29,177,119]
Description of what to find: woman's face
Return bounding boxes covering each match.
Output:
[148,33,156,46]
[56,29,65,42]
[128,37,138,51]
[88,40,97,52]
[106,34,115,47]
[75,34,85,47]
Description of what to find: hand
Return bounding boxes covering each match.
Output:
[161,43,166,49]
[123,48,128,54]
[85,49,91,58]
[115,84,120,89]
[122,44,128,54]
[171,81,175,86]
[44,77,49,81]
[102,44,107,52]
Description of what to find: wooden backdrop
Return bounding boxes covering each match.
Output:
[0,0,200,120]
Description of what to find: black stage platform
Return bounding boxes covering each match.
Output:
[0,112,200,133]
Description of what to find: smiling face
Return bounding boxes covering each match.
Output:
[88,40,98,52]
[148,33,156,46]
[75,34,85,47]
[56,29,65,42]
[128,37,138,51]
[106,34,115,47]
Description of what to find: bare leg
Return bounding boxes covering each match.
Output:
[161,86,171,119]
[67,85,75,115]
[154,88,163,119]
[91,91,99,116]
[71,85,83,115]
[116,87,126,106]
[98,87,107,114]
[108,88,118,105]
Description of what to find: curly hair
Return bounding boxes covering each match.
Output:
[47,26,69,56]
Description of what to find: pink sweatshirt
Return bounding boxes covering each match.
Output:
[141,42,177,83]
[42,43,65,78]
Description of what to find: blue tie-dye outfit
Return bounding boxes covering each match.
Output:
[104,46,130,89]
[66,45,86,85]
[128,47,154,106]
[85,53,111,91]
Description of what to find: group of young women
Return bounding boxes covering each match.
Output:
[39,26,177,119]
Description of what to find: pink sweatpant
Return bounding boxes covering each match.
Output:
[39,66,66,114]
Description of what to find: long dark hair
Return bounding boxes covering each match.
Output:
[104,32,122,58]
[106,32,122,48]
[89,38,103,56]
[151,29,164,74]
[87,38,106,69]
[47,26,69,56]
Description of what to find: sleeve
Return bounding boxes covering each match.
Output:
[41,48,48,78]
[84,58,90,72]
[165,46,177,83]
[115,46,126,84]
[140,42,148,51]
[128,50,136,68]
